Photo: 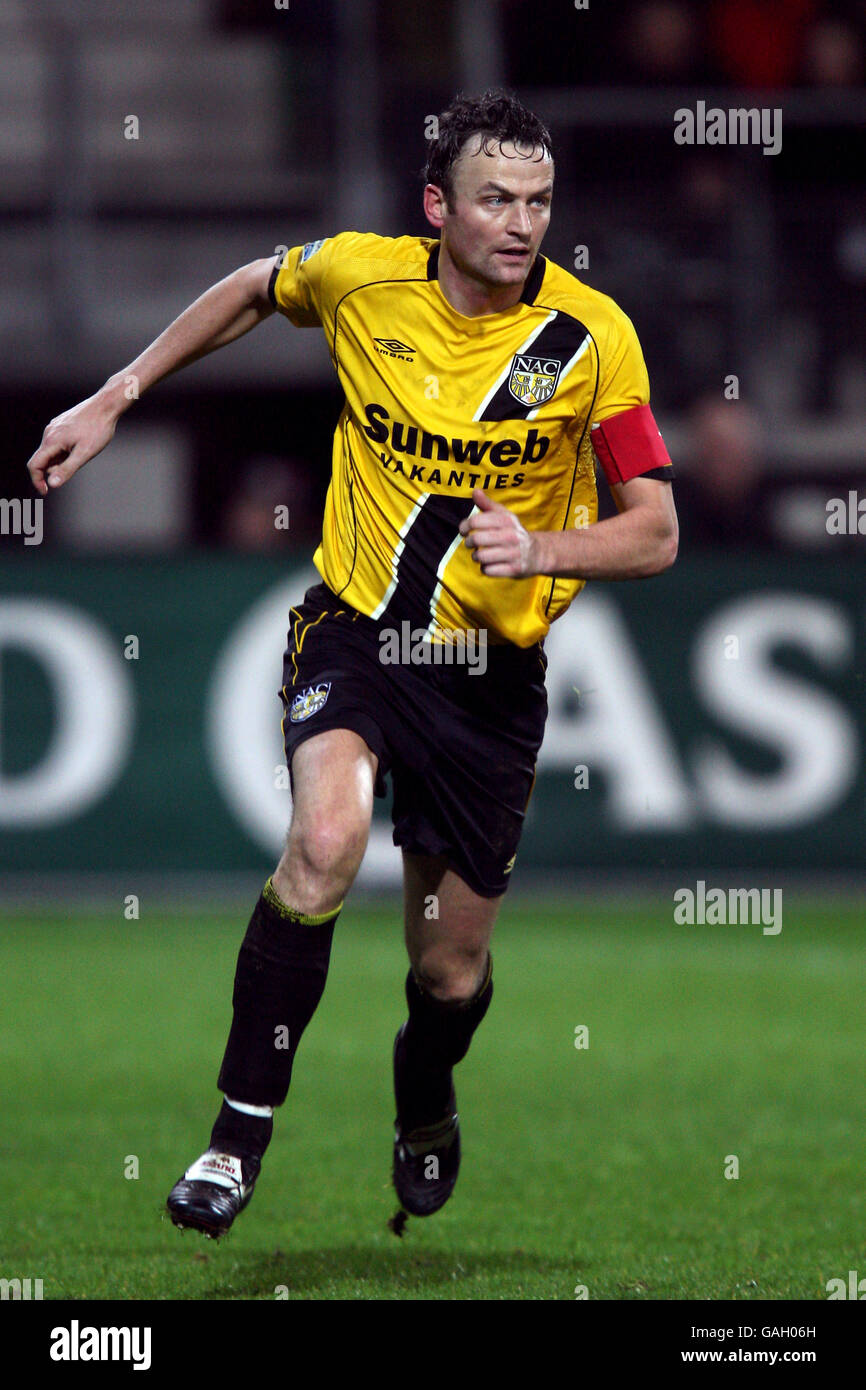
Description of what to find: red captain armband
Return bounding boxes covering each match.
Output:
[590,404,674,486]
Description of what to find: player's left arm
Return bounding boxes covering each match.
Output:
[460,476,678,580]
[461,302,681,579]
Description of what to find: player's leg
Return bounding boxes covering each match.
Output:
[391,851,499,1217]
[401,846,497,1035]
[214,726,376,1114]
[167,728,377,1236]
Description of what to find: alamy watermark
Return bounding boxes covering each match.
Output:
[673,880,782,935]
[674,101,782,156]
[49,1321,151,1370]
[826,491,865,535]
[0,498,43,545]
[379,620,488,675]
[1,1276,43,1299]
[827,1270,866,1299]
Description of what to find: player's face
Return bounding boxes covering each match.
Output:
[429,139,553,293]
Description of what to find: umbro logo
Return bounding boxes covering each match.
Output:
[373,337,416,361]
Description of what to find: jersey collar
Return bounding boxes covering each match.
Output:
[426,243,546,306]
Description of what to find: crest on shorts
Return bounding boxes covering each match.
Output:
[290,682,331,723]
[508,354,562,408]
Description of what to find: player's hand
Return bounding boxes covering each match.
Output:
[27,393,120,496]
[459,487,545,578]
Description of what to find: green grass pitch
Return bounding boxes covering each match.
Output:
[1,894,863,1301]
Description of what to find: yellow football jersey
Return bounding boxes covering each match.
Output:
[270,231,661,647]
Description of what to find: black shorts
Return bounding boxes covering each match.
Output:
[279,582,548,898]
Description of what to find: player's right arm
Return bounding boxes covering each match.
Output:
[27,257,276,495]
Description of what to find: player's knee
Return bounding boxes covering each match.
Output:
[414,950,488,1005]
[292,814,368,887]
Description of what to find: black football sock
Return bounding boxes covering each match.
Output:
[209,1099,273,1175]
[395,954,493,1133]
[216,877,341,1112]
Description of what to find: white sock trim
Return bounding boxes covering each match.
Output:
[225,1097,274,1119]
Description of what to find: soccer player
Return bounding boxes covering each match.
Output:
[27,91,677,1237]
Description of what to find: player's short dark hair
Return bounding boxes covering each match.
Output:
[424,89,553,209]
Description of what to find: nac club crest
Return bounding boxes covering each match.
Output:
[508,354,562,408]
[290,682,332,723]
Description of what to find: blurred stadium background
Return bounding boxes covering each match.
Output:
[1,0,864,896]
[1,0,864,1303]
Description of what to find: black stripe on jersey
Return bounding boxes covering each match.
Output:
[333,424,360,597]
[541,310,600,618]
[426,244,547,306]
[380,494,475,632]
[519,254,546,305]
[478,309,591,423]
[267,258,281,309]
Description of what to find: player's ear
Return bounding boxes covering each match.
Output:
[423,183,447,230]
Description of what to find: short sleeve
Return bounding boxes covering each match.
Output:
[589,304,673,483]
[268,238,333,327]
[592,308,651,424]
